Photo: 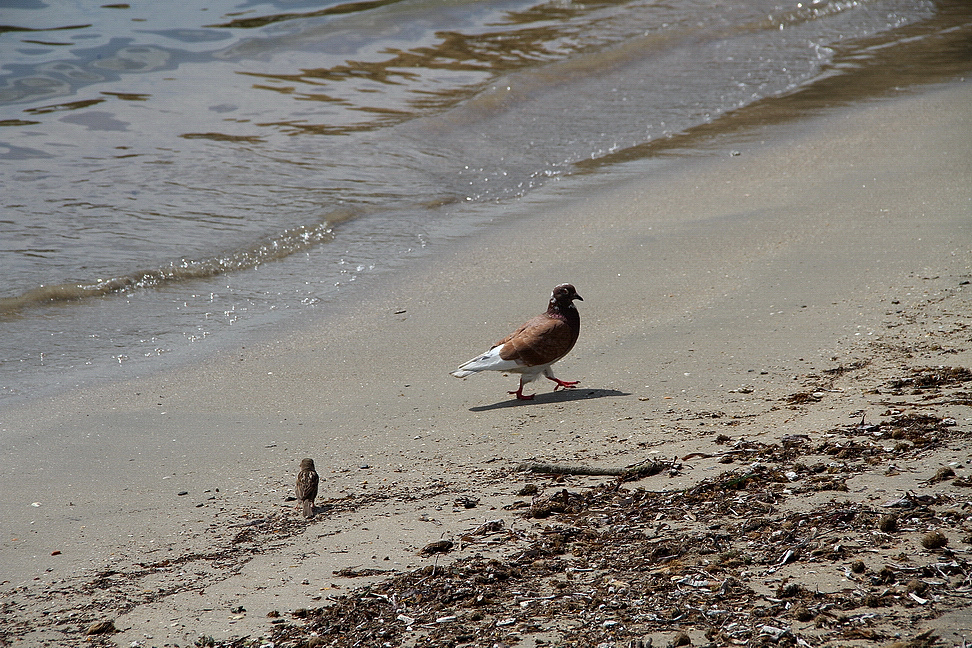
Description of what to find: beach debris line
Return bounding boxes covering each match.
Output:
[451,283,583,400]
[257,451,971,648]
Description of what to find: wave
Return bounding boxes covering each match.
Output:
[0,208,355,318]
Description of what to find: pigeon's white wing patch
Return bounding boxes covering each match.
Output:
[451,345,521,378]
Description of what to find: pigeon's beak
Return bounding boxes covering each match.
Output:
[574,294,583,301]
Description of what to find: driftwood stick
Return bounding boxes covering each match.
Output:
[517,462,628,476]
[517,456,679,481]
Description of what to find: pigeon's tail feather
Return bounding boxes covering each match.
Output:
[452,346,520,378]
[301,499,314,518]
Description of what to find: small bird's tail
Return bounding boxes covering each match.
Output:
[302,500,314,518]
[451,368,477,379]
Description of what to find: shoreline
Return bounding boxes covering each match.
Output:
[1,78,970,646]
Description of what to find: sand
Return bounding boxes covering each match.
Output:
[1,78,970,647]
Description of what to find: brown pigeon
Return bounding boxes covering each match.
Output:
[451,283,582,400]
[295,457,319,519]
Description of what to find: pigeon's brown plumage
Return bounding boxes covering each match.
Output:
[295,458,319,519]
[451,283,582,400]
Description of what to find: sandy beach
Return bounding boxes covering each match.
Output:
[2,78,970,647]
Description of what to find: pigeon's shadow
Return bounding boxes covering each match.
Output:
[469,388,630,412]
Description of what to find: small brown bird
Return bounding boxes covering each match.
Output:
[451,283,583,400]
[295,458,319,519]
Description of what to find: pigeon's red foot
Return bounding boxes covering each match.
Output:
[547,377,579,391]
[508,387,535,400]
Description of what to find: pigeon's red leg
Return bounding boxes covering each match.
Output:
[508,379,535,400]
[547,376,579,391]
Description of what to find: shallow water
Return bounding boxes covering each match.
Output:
[1,0,970,404]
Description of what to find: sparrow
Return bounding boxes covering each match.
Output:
[451,283,582,400]
[295,457,319,519]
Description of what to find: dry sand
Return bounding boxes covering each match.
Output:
[1,78,970,647]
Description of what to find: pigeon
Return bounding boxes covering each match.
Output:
[451,283,582,400]
[295,457,319,519]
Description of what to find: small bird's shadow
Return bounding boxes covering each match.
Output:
[469,388,630,411]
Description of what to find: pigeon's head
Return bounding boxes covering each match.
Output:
[550,283,582,306]
[300,458,316,470]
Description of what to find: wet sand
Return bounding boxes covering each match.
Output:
[1,79,970,646]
